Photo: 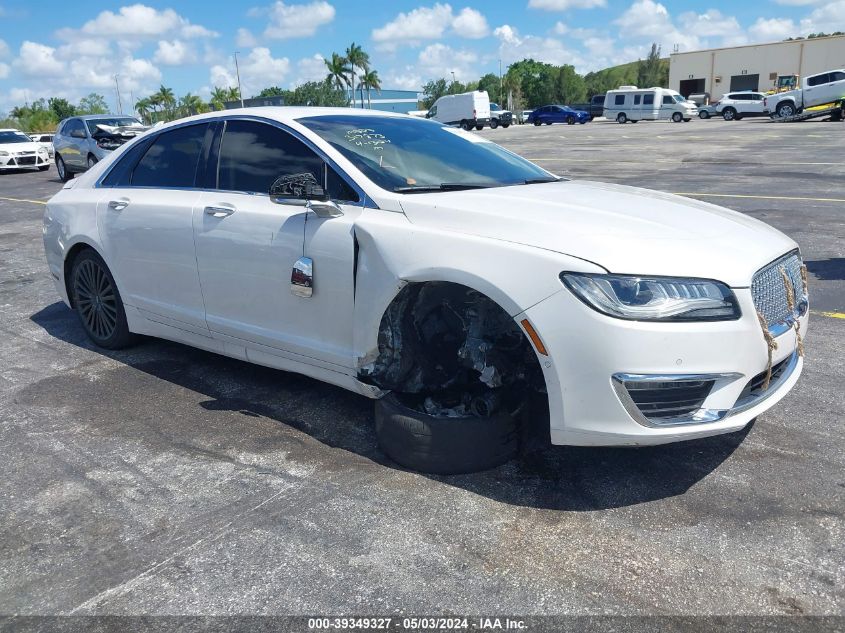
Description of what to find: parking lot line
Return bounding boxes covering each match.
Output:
[0,196,48,205]
[675,192,845,203]
[812,310,845,320]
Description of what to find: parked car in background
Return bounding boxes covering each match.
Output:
[489,103,513,129]
[528,105,590,125]
[0,128,51,172]
[43,107,808,474]
[698,104,718,119]
[716,92,767,121]
[604,86,698,123]
[29,133,55,159]
[764,69,845,118]
[53,114,148,182]
[426,90,491,130]
[568,95,606,121]
[520,109,533,124]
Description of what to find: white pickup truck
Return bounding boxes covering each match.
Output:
[764,69,845,118]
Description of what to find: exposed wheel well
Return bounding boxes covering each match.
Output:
[63,244,96,308]
[359,281,546,416]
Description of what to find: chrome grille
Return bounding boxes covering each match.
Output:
[751,251,805,330]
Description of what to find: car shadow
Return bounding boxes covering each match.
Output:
[806,258,845,281]
[31,301,748,511]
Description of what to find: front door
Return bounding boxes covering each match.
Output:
[97,122,210,333]
[193,119,361,369]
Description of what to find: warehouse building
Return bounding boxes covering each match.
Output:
[669,35,845,101]
[345,88,420,113]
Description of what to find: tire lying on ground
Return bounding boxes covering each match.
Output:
[375,393,520,475]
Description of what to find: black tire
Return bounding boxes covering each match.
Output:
[490,118,499,129]
[70,249,136,350]
[56,155,73,182]
[579,120,587,124]
[722,107,737,121]
[544,121,552,125]
[683,118,691,122]
[776,101,796,118]
[460,120,471,131]
[630,120,639,123]
[375,393,519,475]
[475,124,483,130]
[86,154,98,170]
[567,116,575,125]
[616,113,627,124]
[734,115,743,121]
[533,119,541,126]
[501,122,510,128]
[38,165,49,172]
[699,110,710,119]
[672,112,683,123]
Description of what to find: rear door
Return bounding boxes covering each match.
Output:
[97,122,211,334]
[747,93,765,115]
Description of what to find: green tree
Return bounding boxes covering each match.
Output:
[345,42,369,108]
[257,86,287,98]
[361,69,382,109]
[134,97,153,124]
[477,73,501,103]
[210,87,229,110]
[324,52,351,92]
[48,97,76,121]
[77,93,109,115]
[285,79,349,107]
[556,64,586,104]
[178,93,205,117]
[152,85,176,119]
[637,43,665,89]
[421,78,449,109]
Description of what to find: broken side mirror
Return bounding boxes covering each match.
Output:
[269,172,343,218]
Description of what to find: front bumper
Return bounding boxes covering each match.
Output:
[519,285,807,446]
[0,153,51,169]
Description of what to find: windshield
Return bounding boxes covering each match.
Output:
[672,94,686,103]
[85,117,142,134]
[0,131,32,144]
[298,115,554,193]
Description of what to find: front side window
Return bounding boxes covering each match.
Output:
[217,120,323,195]
[298,115,553,193]
[66,119,86,137]
[614,95,625,105]
[662,96,674,105]
[131,123,207,188]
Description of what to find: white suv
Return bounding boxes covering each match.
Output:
[716,92,767,121]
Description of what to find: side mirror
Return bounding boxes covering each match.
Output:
[269,172,343,218]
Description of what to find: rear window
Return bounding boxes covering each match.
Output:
[131,123,207,188]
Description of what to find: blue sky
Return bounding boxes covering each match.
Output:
[1,0,840,112]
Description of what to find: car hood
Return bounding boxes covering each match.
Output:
[398,180,797,287]
[0,141,44,153]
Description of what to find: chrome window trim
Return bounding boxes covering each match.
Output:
[94,114,377,209]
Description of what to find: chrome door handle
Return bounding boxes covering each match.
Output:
[108,199,129,211]
[204,206,235,218]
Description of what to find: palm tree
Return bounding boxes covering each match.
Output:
[225,86,241,102]
[361,69,381,109]
[345,43,369,108]
[324,52,350,96]
[152,85,176,120]
[135,97,152,124]
[179,93,204,117]
[210,87,228,110]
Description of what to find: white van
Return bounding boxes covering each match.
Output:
[426,91,491,130]
[603,86,698,124]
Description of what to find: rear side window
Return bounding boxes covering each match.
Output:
[634,95,641,105]
[807,74,829,86]
[131,123,207,188]
[643,94,654,105]
[829,71,845,82]
[217,120,323,195]
[614,95,625,105]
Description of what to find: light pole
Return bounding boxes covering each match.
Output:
[114,74,123,113]
[234,51,245,108]
[451,71,456,83]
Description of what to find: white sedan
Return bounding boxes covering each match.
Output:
[42,108,808,474]
[0,128,51,171]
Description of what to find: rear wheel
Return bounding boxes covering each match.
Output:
[86,154,98,170]
[475,124,483,130]
[616,113,627,124]
[699,110,710,119]
[460,120,471,130]
[722,107,737,121]
[56,155,73,182]
[70,250,136,349]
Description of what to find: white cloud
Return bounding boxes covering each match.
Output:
[493,24,588,70]
[58,4,217,41]
[292,53,328,86]
[237,28,259,48]
[372,4,491,48]
[552,21,569,35]
[14,41,66,78]
[153,39,195,65]
[452,8,489,38]
[615,0,700,51]
[0,62,9,79]
[0,39,9,59]
[57,38,111,58]
[528,0,607,9]
[800,1,845,33]
[210,47,290,96]
[748,17,797,41]
[259,1,336,40]
[678,10,742,39]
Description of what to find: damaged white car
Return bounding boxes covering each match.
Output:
[0,129,51,172]
[42,108,808,474]
[52,115,150,182]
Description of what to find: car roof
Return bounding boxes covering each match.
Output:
[72,114,142,120]
[0,128,25,132]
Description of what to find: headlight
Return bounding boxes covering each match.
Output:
[561,272,740,321]
[0,151,8,157]
[38,147,48,154]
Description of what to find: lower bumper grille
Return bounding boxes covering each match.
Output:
[623,379,715,419]
[16,156,37,165]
